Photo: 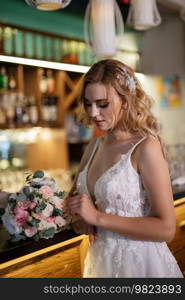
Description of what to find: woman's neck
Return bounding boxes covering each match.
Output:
[103,129,140,145]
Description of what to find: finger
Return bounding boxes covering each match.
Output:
[89,233,96,245]
[68,200,81,209]
[88,226,96,245]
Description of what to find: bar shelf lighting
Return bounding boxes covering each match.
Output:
[0,55,89,73]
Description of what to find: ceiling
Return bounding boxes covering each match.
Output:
[21,0,182,17]
[62,0,130,21]
[1,0,183,41]
[22,0,131,22]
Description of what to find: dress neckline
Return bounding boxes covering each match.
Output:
[85,136,146,201]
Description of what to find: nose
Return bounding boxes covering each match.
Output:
[89,104,100,118]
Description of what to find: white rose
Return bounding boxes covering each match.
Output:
[49,196,60,204]
[38,219,57,231]
[41,202,53,218]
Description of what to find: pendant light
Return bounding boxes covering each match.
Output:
[127,0,161,30]
[25,0,72,11]
[84,0,124,58]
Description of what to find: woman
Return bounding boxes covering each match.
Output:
[67,59,183,278]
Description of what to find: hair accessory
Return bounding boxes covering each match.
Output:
[116,67,136,93]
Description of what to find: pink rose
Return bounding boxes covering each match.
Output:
[39,185,54,199]
[46,216,56,223]
[55,198,66,210]
[32,212,46,221]
[14,210,29,226]
[24,225,37,237]
[14,201,31,212]
[29,201,37,210]
[14,204,25,215]
[55,216,66,227]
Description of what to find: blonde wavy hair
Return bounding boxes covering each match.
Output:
[78,59,166,156]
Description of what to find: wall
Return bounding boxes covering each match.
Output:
[140,11,185,75]
[139,10,185,145]
[140,75,185,145]
[0,0,84,40]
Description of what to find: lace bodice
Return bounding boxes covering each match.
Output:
[77,136,150,219]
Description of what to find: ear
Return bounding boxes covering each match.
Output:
[122,101,128,110]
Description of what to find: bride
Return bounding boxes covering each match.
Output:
[67,59,183,278]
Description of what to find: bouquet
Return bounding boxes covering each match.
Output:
[1,170,71,242]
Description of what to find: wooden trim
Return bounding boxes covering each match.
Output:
[79,235,89,276]
[0,235,85,271]
[174,198,185,207]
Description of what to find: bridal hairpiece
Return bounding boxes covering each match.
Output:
[116,67,136,93]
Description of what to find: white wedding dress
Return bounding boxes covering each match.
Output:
[76,137,183,278]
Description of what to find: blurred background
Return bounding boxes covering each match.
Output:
[1,0,185,192]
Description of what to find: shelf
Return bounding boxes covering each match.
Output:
[0,62,83,129]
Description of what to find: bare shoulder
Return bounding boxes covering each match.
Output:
[138,136,163,159]
[136,136,167,172]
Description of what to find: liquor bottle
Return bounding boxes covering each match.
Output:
[0,67,8,91]
[8,69,16,91]
[14,92,24,126]
[6,93,16,128]
[47,70,55,94]
[28,95,38,125]
[39,68,48,94]
[0,95,6,126]
[50,96,58,121]
[22,95,30,125]
[42,95,50,124]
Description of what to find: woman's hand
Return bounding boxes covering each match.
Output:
[72,219,98,245]
[67,193,100,226]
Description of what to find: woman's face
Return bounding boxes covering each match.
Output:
[84,82,125,131]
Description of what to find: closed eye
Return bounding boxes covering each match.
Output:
[84,102,92,107]
[98,103,109,108]
[84,102,109,109]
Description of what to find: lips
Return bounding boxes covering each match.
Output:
[94,120,105,126]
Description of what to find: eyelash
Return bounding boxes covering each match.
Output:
[84,103,109,109]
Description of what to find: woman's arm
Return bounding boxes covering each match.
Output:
[68,137,176,242]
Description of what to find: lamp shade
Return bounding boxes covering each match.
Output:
[25,0,72,11]
[84,0,124,57]
[127,0,161,30]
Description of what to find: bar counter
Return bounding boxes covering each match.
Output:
[173,184,185,200]
[0,228,89,278]
[0,185,185,277]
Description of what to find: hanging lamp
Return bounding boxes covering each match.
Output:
[127,0,161,30]
[84,0,124,58]
[25,0,72,11]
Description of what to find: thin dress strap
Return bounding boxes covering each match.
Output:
[128,136,147,157]
[85,137,101,169]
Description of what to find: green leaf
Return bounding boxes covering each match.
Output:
[33,192,42,199]
[26,174,32,182]
[35,201,47,213]
[33,170,44,178]
[55,191,68,198]
[52,208,63,216]
[27,218,40,227]
[39,227,55,239]
[33,233,40,241]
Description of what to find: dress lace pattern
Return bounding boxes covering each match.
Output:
[76,137,183,278]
